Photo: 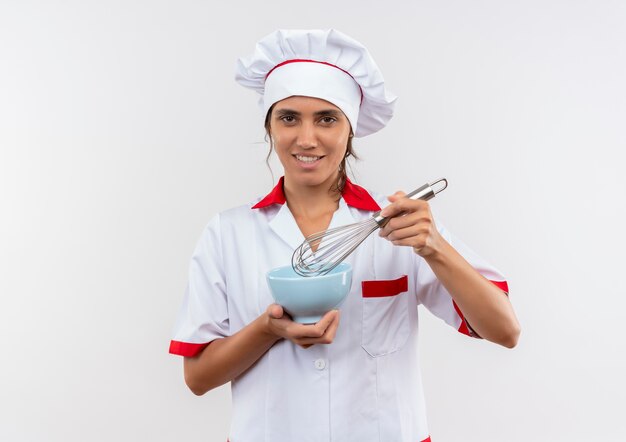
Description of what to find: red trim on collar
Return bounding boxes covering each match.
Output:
[342,178,381,211]
[252,177,287,209]
[251,176,381,211]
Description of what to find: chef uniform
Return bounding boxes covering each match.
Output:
[169,29,509,442]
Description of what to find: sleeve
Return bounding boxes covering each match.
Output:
[414,221,509,338]
[168,214,230,357]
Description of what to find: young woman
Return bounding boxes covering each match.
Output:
[169,29,520,442]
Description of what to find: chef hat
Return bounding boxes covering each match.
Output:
[235,29,397,138]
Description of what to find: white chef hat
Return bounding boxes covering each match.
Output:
[235,29,397,138]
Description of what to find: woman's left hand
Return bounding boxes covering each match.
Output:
[379,191,521,348]
[378,191,445,257]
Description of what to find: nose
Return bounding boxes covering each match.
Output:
[295,121,318,150]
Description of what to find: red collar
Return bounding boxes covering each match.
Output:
[252,176,381,211]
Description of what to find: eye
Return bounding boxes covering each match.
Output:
[320,116,337,124]
[279,115,296,124]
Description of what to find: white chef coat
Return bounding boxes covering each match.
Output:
[169,177,509,442]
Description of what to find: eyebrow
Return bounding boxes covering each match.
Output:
[274,108,343,118]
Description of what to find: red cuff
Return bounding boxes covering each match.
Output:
[490,279,509,294]
[454,280,509,337]
[169,340,211,357]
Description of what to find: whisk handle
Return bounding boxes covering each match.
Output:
[373,178,448,226]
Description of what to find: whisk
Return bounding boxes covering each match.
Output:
[291,178,448,277]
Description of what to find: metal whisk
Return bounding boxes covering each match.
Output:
[291,178,448,277]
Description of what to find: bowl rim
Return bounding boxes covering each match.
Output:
[266,262,352,281]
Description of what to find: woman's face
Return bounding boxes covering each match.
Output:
[268,95,352,190]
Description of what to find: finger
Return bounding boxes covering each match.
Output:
[386,217,435,240]
[386,225,425,242]
[392,198,429,215]
[295,334,332,346]
[380,213,433,240]
[381,191,407,216]
[293,310,339,340]
[386,221,435,243]
[290,311,337,339]
[268,304,284,319]
[296,310,341,345]
[380,196,428,219]
[316,309,339,332]
[323,310,341,341]
[390,237,424,248]
[380,206,433,238]
[379,211,423,237]
[379,202,402,218]
[386,191,406,203]
[390,237,432,255]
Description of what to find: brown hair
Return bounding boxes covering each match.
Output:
[263,103,358,196]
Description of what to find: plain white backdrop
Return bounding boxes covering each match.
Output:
[1,1,625,441]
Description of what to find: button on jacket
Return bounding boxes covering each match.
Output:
[170,177,508,442]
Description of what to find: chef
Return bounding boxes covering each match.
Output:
[169,29,520,442]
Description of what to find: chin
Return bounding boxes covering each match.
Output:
[289,171,336,188]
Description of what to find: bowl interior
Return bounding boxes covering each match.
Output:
[267,262,351,280]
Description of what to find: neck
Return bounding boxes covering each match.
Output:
[283,173,342,220]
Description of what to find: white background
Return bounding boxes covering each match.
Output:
[1,1,625,441]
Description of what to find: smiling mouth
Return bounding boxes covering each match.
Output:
[294,154,324,163]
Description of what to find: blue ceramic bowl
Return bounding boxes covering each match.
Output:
[266,263,353,324]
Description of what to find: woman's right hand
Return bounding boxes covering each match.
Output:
[264,304,340,349]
